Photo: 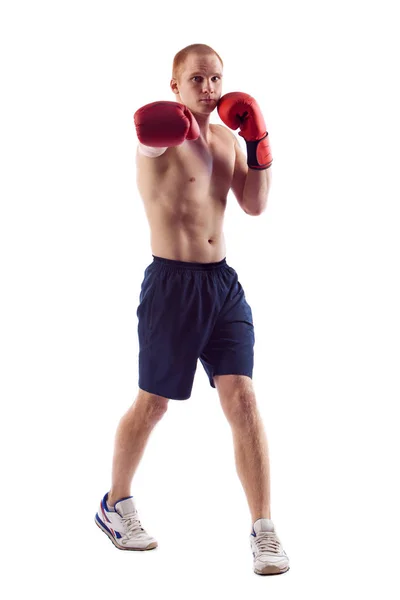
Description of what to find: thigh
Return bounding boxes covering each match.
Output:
[137,261,222,400]
[199,268,255,388]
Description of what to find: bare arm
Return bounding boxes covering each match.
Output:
[230,133,271,216]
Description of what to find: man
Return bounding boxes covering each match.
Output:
[95,44,289,576]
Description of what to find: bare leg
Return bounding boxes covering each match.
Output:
[230,405,272,523]
[215,375,272,526]
[107,390,168,506]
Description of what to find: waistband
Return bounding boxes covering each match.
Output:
[152,255,227,271]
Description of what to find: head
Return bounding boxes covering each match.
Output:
[170,44,223,115]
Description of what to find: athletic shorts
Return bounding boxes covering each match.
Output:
[136,256,255,400]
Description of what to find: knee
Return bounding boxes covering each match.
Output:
[136,389,169,423]
[222,390,258,428]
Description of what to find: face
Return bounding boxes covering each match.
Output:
[171,53,223,113]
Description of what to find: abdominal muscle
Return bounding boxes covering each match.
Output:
[146,195,227,263]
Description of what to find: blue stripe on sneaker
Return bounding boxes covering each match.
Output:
[96,513,122,539]
[102,494,109,512]
[96,513,113,535]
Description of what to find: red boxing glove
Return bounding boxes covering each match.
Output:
[217,92,272,169]
[134,101,200,147]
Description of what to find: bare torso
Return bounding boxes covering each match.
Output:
[136,124,235,263]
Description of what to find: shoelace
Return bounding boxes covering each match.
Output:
[254,532,281,554]
[120,512,145,544]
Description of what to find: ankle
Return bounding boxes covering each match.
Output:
[108,491,129,506]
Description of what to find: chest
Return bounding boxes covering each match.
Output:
[173,134,235,185]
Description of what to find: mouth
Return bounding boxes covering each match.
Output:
[199,98,215,103]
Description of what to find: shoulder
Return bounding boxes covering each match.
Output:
[210,123,234,138]
[211,124,245,163]
[210,123,237,147]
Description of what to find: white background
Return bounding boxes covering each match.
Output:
[1,0,399,598]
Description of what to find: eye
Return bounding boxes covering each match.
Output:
[192,76,221,83]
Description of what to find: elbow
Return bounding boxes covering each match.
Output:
[242,194,268,216]
[252,206,266,216]
[244,204,266,216]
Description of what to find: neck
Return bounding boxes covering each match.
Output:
[192,111,211,140]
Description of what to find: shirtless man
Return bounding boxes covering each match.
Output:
[95,44,289,576]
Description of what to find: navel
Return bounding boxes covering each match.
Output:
[189,177,196,182]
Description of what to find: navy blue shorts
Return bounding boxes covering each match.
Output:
[136,256,255,400]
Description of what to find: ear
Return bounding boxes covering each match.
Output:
[170,78,179,95]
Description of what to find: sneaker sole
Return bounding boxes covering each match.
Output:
[254,565,290,576]
[95,516,158,551]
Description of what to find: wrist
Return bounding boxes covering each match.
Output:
[244,133,273,169]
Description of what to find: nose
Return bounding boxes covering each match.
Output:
[202,79,214,95]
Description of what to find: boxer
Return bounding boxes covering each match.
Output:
[95,44,289,577]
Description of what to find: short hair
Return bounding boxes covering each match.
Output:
[172,44,223,81]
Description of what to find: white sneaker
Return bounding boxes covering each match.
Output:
[95,492,158,551]
[250,518,290,575]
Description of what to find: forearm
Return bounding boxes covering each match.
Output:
[243,167,271,215]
